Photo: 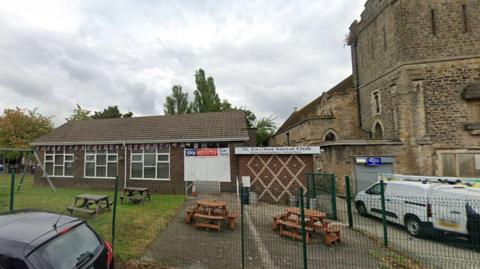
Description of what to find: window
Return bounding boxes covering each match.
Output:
[431,9,437,36]
[85,149,117,178]
[462,4,469,32]
[372,91,381,115]
[441,153,480,178]
[44,148,74,177]
[366,183,386,195]
[130,147,170,180]
[372,122,384,140]
[323,130,338,142]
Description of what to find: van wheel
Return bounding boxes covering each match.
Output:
[356,202,368,217]
[405,216,423,238]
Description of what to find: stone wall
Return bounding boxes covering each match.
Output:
[350,0,480,86]
[272,84,369,147]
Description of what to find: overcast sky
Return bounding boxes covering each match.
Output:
[0,0,364,126]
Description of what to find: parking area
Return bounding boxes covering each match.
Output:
[143,193,386,269]
[336,198,480,269]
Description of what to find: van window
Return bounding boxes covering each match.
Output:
[366,183,386,195]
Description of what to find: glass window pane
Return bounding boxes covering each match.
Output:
[96,166,106,178]
[54,166,63,176]
[108,155,117,162]
[144,154,156,166]
[55,155,63,165]
[65,162,73,176]
[441,154,456,177]
[86,155,95,162]
[96,154,106,165]
[45,155,54,161]
[65,155,74,162]
[144,167,156,178]
[158,147,169,153]
[107,163,117,178]
[85,163,95,177]
[158,155,169,162]
[132,154,142,162]
[157,163,169,179]
[45,163,53,175]
[132,163,142,178]
[459,154,480,178]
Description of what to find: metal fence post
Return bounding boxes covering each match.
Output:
[345,176,353,228]
[111,176,119,250]
[9,169,15,212]
[330,174,337,220]
[306,174,311,209]
[299,189,308,269]
[380,180,388,247]
[241,183,245,269]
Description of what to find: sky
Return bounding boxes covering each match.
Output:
[0,0,364,127]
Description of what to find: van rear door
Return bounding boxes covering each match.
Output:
[429,186,468,234]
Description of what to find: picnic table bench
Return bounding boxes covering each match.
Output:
[273,207,341,246]
[185,199,237,231]
[120,187,151,204]
[67,194,111,216]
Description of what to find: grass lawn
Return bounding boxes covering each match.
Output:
[0,173,186,261]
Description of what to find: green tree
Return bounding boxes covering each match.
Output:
[92,106,133,119]
[164,85,191,115]
[191,69,223,113]
[255,116,277,146]
[0,108,53,158]
[65,104,91,122]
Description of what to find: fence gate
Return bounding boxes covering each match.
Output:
[306,172,337,220]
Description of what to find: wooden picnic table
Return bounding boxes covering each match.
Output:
[120,187,151,204]
[273,207,341,245]
[185,199,236,231]
[67,194,111,216]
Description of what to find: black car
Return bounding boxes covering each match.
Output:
[0,211,114,269]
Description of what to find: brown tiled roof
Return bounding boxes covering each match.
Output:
[276,75,354,134]
[32,111,249,145]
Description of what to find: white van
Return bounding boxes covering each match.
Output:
[355,174,480,242]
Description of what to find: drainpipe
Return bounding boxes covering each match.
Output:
[123,141,127,189]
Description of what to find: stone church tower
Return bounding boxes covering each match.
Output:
[348,0,480,177]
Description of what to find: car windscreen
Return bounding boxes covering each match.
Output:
[29,223,102,269]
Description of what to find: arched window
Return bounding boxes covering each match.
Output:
[372,122,384,139]
[323,130,338,142]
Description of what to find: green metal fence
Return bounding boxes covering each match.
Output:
[1,171,480,269]
[306,172,337,220]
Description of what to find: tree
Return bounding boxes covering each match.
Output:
[255,116,277,146]
[92,106,133,119]
[164,85,191,115]
[65,104,91,122]
[191,69,223,113]
[0,108,53,158]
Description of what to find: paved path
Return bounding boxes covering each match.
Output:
[143,194,383,269]
[335,197,480,269]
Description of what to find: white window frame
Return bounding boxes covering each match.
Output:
[44,148,74,178]
[130,147,170,181]
[84,149,118,179]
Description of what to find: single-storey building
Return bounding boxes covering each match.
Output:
[31,111,256,194]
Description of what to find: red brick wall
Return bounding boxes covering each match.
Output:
[33,144,242,195]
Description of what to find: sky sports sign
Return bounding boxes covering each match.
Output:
[185,148,230,157]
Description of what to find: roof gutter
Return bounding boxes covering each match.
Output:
[30,137,250,146]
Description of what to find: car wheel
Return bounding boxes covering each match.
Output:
[356,202,368,217]
[405,216,423,238]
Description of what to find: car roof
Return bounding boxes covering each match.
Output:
[0,211,82,258]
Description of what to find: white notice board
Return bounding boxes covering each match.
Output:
[184,148,231,182]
